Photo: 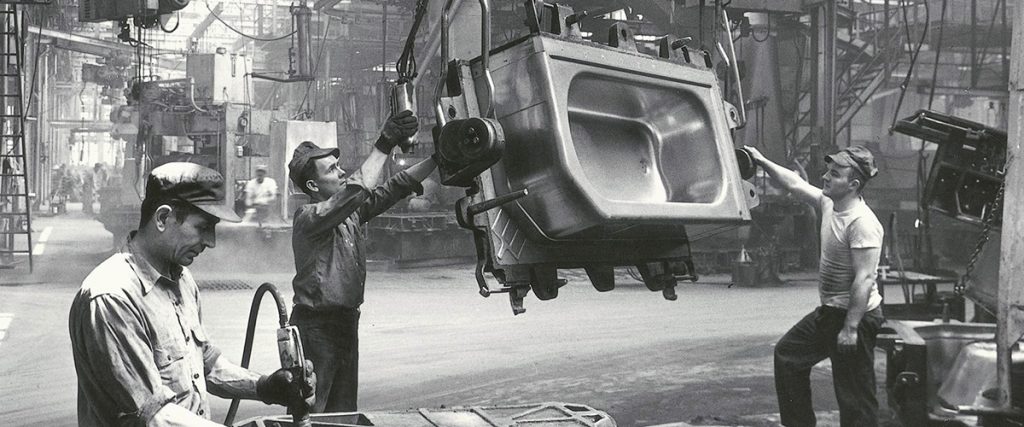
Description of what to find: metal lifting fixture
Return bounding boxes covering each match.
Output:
[430,0,759,314]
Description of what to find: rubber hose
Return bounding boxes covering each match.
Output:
[223,283,289,426]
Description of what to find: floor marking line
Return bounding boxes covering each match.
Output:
[0,313,13,346]
[38,226,53,243]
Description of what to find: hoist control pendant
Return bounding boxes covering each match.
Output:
[390,82,417,153]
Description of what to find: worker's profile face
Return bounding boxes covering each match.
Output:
[821,163,859,199]
[163,207,219,267]
[310,155,346,197]
[256,169,266,179]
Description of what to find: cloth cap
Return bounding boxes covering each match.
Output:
[145,162,241,222]
[288,141,339,190]
[255,164,268,172]
[825,145,878,181]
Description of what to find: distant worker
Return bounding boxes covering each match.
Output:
[49,165,66,214]
[50,164,76,215]
[93,163,108,191]
[245,164,278,227]
[88,163,108,215]
[69,162,315,426]
[82,169,95,215]
[287,110,435,412]
[745,145,884,427]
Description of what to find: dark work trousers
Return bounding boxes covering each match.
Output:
[774,305,884,427]
[290,305,360,413]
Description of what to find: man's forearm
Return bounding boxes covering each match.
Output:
[843,275,874,329]
[404,157,437,182]
[205,355,262,400]
[357,150,389,189]
[760,158,809,193]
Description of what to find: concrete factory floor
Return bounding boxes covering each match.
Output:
[0,207,899,426]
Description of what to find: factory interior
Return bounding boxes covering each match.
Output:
[1,0,1022,426]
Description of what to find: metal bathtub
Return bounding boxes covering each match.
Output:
[431,1,755,312]
[481,35,750,241]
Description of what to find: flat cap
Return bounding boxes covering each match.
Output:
[825,145,878,181]
[288,141,339,190]
[145,162,242,222]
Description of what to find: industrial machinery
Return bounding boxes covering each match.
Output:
[98,51,336,271]
[79,0,189,25]
[431,0,758,314]
[882,110,1022,426]
[893,110,1007,228]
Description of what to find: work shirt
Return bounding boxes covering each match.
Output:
[818,195,884,311]
[246,177,278,206]
[70,236,226,426]
[292,172,422,311]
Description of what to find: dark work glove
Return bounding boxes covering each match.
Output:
[256,359,316,408]
[376,110,419,154]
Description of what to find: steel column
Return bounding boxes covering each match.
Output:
[972,0,978,88]
[809,0,836,179]
[996,0,1024,411]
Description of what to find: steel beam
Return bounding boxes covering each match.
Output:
[26,25,184,70]
[913,85,1009,99]
[189,2,223,50]
[47,120,112,131]
[721,0,803,14]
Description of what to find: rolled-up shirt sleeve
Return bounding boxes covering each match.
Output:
[194,293,222,376]
[79,294,177,425]
[205,354,262,400]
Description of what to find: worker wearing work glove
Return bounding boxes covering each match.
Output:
[70,163,318,426]
[375,109,419,153]
[288,108,438,413]
[257,359,317,408]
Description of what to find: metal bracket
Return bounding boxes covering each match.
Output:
[657,36,692,62]
[607,22,638,52]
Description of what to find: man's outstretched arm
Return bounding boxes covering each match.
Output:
[357,157,438,223]
[744,146,822,205]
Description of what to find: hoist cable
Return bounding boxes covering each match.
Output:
[396,0,430,83]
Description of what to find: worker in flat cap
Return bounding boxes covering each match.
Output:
[288,110,436,412]
[70,162,315,426]
[743,145,884,426]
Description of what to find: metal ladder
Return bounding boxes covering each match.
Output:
[0,3,32,272]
